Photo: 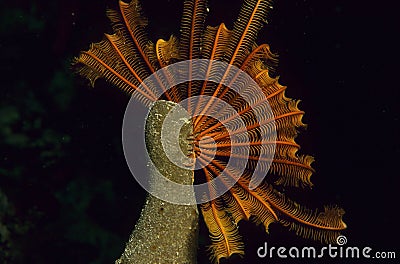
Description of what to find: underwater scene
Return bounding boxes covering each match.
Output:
[0,0,398,263]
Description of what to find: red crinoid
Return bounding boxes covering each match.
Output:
[74,0,346,263]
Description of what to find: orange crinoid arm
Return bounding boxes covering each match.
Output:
[73,0,346,263]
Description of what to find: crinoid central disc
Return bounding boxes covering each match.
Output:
[122,59,277,205]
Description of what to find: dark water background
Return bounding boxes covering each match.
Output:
[0,0,398,263]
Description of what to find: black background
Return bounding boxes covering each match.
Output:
[0,0,398,263]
